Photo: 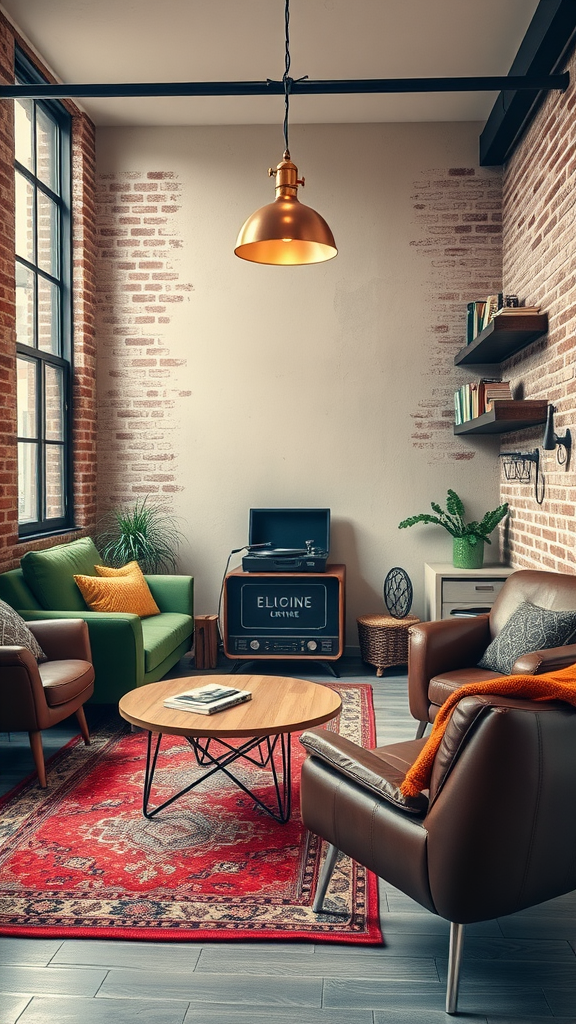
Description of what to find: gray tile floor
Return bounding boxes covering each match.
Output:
[1,656,576,1022]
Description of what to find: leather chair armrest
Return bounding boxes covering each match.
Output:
[512,643,576,675]
[0,645,47,728]
[300,728,428,816]
[408,615,491,723]
[0,645,38,671]
[27,618,92,662]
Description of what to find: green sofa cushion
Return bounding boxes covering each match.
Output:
[21,537,101,611]
[0,568,42,611]
[142,612,193,674]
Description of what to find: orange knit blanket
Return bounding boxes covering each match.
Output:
[400,663,576,797]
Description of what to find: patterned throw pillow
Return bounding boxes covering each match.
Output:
[73,571,160,617]
[478,601,576,675]
[0,599,46,661]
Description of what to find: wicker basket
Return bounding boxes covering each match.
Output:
[357,614,420,677]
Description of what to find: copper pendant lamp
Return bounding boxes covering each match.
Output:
[235,0,337,266]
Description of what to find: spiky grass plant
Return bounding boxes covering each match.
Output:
[399,489,508,547]
[95,497,183,573]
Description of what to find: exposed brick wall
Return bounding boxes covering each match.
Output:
[0,12,97,573]
[95,170,192,511]
[71,114,97,529]
[0,17,17,563]
[501,43,576,573]
[409,165,502,461]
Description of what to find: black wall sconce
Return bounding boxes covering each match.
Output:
[542,405,571,465]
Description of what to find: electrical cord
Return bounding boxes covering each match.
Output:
[217,543,272,648]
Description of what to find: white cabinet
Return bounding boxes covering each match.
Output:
[424,562,515,621]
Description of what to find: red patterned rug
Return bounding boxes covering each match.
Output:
[0,682,382,944]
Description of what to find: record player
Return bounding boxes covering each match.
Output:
[242,508,330,573]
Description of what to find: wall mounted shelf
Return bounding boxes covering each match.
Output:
[454,313,548,367]
[453,399,548,435]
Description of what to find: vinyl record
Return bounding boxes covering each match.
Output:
[254,547,308,556]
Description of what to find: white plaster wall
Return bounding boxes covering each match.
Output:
[96,121,502,642]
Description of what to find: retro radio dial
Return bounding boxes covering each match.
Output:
[250,639,260,650]
[306,640,318,651]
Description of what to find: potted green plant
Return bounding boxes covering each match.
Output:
[398,489,508,569]
[95,496,183,573]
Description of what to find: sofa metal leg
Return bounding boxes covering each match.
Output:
[446,921,465,1014]
[313,842,339,912]
[75,706,91,745]
[415,720,427,739]
[28,730,47,788]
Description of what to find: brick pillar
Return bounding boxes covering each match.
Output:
[0,18,17,565]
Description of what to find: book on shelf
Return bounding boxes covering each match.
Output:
[484,381,512,410]
[491,305,541,318]
[465,293,524,343]
[454,390,461,425]
[466,300,486,343]
[482,294,500,331]
[163,683,252,715]
[454,378,510,423]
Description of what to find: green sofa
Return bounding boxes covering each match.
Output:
[0,537,194,703]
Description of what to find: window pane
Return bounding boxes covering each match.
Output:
[18,441,38,523]
[14,98,33,171]
[36,107,59,194]
[37,191,59,277]
[15,51,71,537]
[17,357,37,438]
[45,364,64,440]
[15,171,34,264]
[15,262,35,348]
[38,277,59,354]
[45,444,64,519]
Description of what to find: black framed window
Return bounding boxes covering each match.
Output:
[15,49,73,537]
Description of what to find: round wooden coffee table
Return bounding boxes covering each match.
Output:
[119,674,341,823]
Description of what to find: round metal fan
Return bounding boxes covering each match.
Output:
[383,567,413,619]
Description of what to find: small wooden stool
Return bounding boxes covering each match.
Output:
[357,614,420,677]
[194,614,219,669]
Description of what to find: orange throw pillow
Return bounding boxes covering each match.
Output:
[73,569,160,617]
[95,560,141,578]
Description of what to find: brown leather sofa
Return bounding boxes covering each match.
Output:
[0,618,95,787]
[300,692,576,1014]
[409,569,576,737]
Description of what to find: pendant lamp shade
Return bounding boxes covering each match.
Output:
[235,153,337,266]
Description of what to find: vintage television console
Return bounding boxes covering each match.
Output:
[223,564,345,664]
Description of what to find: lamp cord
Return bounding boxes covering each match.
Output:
[283,0,291,153]
[281,0,308,155]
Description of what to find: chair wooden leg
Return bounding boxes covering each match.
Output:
[28,731,47,788]
[415,720,427,739]
[75,706,91,745]
[446,921,465,1014]
[313,842,339,912]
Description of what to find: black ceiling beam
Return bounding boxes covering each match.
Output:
[0,74,568,101]
[480,0,576,166]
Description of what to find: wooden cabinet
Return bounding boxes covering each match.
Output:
[223,564,345,662]
[424,562,515,621]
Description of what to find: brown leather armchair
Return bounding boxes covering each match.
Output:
[300,693,576,1014]
[409,569,576,737]
[0,619,95,787]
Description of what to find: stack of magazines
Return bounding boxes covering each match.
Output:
[163,683,252,715]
